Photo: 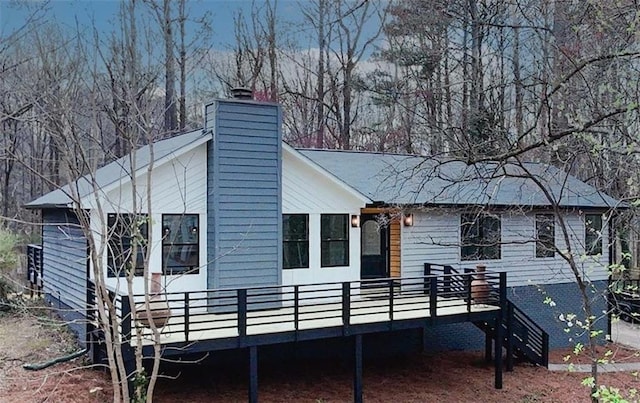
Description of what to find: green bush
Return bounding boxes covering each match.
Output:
[0,227,19,304]
[0,228,18,270]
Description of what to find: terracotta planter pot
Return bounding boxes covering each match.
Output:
[471,264,491,303]
[136,273,172,329]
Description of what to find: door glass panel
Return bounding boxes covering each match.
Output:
[362,220,381,256]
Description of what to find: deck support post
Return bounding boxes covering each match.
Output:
[484,330,492,362]
[249,345,258,403]
[353,334,363,403]
[494,316,503,389]
[494,271,506,389]
[506,303,514,372]
[119,295,136,396]
[123,358,136,399]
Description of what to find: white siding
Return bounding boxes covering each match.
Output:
[402,209,609,287]
[282,148,366,286]
[90,143,208,295]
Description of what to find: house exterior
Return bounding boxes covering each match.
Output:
[26,97,619,367]
[297,149,617,348]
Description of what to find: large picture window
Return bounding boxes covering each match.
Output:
[585,214,603,256]
[536,214,555,258]
[107,214,148,277]
[460,213,501,261]
[283,214,309,269]
[162,214,199,275]
[321,214,349,267]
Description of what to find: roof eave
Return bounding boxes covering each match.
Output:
[23,202,73,210]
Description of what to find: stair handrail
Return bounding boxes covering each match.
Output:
[424,262,549,368]
[506,299,549,367]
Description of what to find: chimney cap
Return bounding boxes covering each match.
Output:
[230,87,253,100]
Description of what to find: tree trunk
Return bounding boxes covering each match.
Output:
[178,0,186,131]
[512,3,523,138]
[316,0,326,148]
[163,0,177,134]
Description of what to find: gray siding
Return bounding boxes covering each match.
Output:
[206,100,282,289]
[42,209,88,345]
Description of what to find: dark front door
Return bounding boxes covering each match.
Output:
[360,214,390,279]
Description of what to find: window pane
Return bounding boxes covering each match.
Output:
[321,241,348,267]
[162,214,199,275]
[461,213,501,261]
[362,220,381,256]
[283,215,309,269]
[321,214,349,267]
[162,245,199,274]
[163,215,198,244]
[585,214,603,256]
[461,245,480,261]
[321,215,347,240]
[483,215,501,260]
[536,214,555,258]
[107,213,148,277]
[283,241,309,269]
[283,215,308,241]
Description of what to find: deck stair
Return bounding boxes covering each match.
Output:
[424,263,549,368]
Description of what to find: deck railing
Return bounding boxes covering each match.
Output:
[506,300,549,367]
[88,271,506,345]
[612,278,640,295]
[424,262,549,368]
[423,263,473,299]
[26,244,43,296]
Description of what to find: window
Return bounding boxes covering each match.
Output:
[162,214,199,275]
[585,214,603,256]
[536,214,555,258]
[283,214,309,269]
[107,214,148,277]
[460,213,501,261]
[361,220,381,256]
[321,214,349,267]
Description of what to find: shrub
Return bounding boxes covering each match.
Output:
[0,227,19,304]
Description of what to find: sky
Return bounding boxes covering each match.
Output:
[0,0,306,50]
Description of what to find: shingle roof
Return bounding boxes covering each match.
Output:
[298,149,621,209]
[26,129,210,208]
[27,130,621,210]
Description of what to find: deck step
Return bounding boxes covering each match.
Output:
[473,299,549,368]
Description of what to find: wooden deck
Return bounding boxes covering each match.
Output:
[88,269,511,402]
[90,271,507,353]
[132,294,500,346]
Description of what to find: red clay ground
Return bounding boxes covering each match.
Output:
[2,310,640,402]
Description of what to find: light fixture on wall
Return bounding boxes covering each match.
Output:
[351,215,360,228]
[403,213,414,227]
[163,226,170,236]
[190,226,198,234]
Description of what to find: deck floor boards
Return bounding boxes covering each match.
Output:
[131,294,499,346]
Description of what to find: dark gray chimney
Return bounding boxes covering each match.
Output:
[230,87,253,100]
[203,98,282,291]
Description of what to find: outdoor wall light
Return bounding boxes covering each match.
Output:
[190,226,198,234]
[403,213,414,227]
[351,215,360,228]
[163,226,170,235]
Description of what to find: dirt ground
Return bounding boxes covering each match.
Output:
[2,309,640,403]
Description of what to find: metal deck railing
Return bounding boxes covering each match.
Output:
[424,262,549,368]
[26,244,43,297]
[87,271,506,348]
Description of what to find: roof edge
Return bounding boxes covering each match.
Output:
[283,143,371,204]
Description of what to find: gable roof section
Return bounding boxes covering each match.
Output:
[283,143,371,204]
[26,129,212,209]
[298,149,621,209]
